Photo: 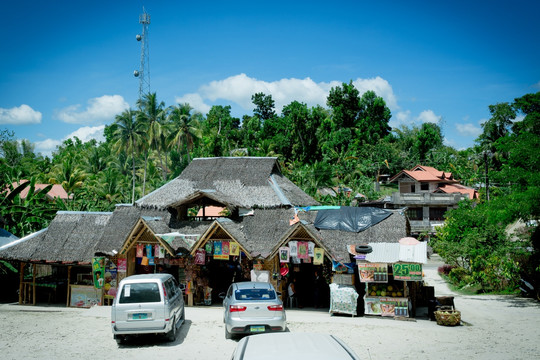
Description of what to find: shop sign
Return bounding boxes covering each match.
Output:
[392,263,423,281]
[358,263,388,283]
[364,296,409,317]
[92,257,105,289]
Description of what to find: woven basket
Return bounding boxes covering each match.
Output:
[435,309,461,326]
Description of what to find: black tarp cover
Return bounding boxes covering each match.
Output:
[314,206,392,233]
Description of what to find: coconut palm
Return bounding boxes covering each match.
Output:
[167,103,203,163]
[111,109,140,204]
[137,93,168,190]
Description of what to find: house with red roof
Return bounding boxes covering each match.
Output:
[10,180,71,201]
[388,165,478,234]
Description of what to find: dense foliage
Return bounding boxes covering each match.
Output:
[1,85,539,295]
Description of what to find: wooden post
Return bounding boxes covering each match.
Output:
[66,266,72,307]
[32,264,36,305]
[18,262,24,305]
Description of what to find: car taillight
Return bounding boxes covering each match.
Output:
[162,283,167,298]
[267,304,283,311]
[230,305,247,312]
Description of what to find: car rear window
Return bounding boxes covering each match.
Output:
[235,288,276,300]
[119,282,161,303]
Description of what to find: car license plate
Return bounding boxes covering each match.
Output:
[132,313,148,320]
[250,326,265,332]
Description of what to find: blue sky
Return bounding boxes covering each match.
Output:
[1,1,539,157]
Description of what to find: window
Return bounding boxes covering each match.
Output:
[420,183,429,191]
[406,208,423,220]
[235,289,276,301]
[411,185,416,193]
[119,282,161,303]
[429,207,446,221]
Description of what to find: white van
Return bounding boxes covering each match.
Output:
[111,273,185,344]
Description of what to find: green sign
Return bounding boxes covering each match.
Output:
[392,263,423,281]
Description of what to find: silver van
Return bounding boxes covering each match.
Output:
[111,273,185,344]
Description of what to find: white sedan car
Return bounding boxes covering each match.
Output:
[223,281,286,339]
[230,332,362,360]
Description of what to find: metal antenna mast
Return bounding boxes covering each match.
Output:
[134,7,151,103]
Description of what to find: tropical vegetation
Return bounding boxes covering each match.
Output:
[1,85,539,296]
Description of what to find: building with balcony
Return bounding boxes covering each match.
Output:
[388,165,478,235]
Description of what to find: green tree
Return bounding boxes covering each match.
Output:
[168,103,203,163]
[252,92,276,122]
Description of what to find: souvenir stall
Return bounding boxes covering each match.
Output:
[189,237,251,306]
[276,239,332,309]
[352,239,427,319]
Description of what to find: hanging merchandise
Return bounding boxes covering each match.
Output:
[279,247,290,263]
[297,242,309,259]
[289,241,298,257]
[205,242,213,254]
[214,241,222,255]
[146,244,154,260]
[303,257,311,263]
[230,242,240,256]
[308,242,315,257]
[159,246,166,258]
[136,244,144,258]
[291,256,301,264]
[222,241,230,256]
[194,249,206,265]
[141,256,149,266]
[92,257,105,289]
[154,244,161,259]
[313,248,324,265]
[117,257,127,273]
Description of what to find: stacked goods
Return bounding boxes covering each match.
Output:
[367,283,403,297]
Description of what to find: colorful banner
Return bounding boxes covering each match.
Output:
[213,255,229,260]
[358,263,388,283]
[230,242,240,256]
[392,263,423,281]
[279,247,290,263]
[92,257,105,289]
[313,248,324,265]
[205,242,213,254]
[308,242,315,257]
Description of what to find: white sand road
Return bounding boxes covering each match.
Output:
[1,255,539,360]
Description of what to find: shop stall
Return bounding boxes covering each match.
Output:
[352,239,427,319]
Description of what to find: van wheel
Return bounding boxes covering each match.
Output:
[166,319,177,342]
[114,335,125,345]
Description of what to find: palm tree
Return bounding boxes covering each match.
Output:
[111,109,140,204]
[167,103,202,163]
[137,93,168,184]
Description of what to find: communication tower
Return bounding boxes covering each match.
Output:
[134,7,151,102]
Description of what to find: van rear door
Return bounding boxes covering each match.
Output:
[114,281,167,331]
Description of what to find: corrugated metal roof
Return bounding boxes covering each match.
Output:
[365,242,427,264]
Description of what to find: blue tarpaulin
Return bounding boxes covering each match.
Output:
[314,206,392,233]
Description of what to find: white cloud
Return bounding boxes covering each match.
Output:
[174,93,211,115]
[456,123,482,137]
[0,104,42,125]
[55,95,129,124]
[34,138,62,157]
[65,125,106,143]
[181,73,399,115]
[390,110,412,128]
[417,109,441,124]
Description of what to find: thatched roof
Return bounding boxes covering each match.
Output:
[0,211,112,263]
[136,157,319,209]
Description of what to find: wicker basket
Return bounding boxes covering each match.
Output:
[434,309,461,326]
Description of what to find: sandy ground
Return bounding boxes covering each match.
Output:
[1,255,540,360]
